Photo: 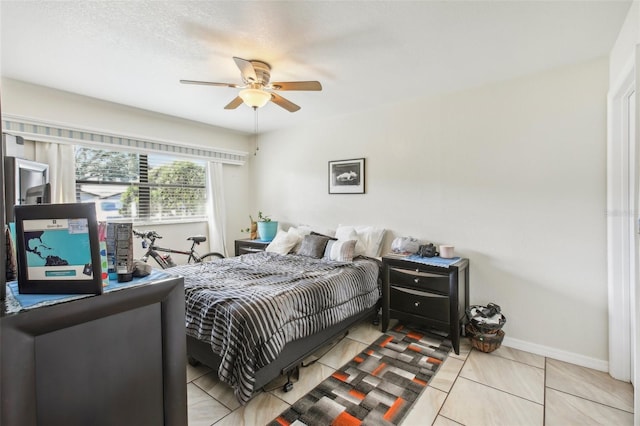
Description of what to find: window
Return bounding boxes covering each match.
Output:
[75,146,207,223]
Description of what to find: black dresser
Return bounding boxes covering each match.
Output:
[1,274,187,426]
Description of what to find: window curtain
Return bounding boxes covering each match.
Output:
[206,161,228,257]
[34,141,76,203]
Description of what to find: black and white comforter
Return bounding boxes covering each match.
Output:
[172,251,380,404]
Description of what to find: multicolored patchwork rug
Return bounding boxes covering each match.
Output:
[269,324,451,426]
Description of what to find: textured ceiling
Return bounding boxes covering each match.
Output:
[0,1,632,134]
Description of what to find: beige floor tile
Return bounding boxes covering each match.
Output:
[193,372,241,411]
[546,358,634,413]
[440,377,543,426]
[401,386,448,426]
[460,350,544,404]
[187,362,212,383]
[347,319,385,345]
[269,361,335,405]
[187,383,231,426]
[491,345,545,369]
[430,356,465,393]
[545,388,634,426]
[433,415,464,426]
[212,392,289,426]
[449,337,472,361]
[317,336,368,369]
[303,332,351,365]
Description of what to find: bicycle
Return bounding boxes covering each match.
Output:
[133,229,225,269]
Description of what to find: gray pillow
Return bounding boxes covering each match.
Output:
[296,234,330,258]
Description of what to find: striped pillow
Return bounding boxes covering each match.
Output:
[326,239,357,262]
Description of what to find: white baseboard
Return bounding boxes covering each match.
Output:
[502,335,609,373]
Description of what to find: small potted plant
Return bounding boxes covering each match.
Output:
[256,211,278,242]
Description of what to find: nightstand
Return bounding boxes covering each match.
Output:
[381,255,469,354]
[234,239,270,256]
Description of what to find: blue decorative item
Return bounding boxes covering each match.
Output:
[257,221,278,242]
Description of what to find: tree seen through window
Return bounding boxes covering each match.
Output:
[75,146,207,222]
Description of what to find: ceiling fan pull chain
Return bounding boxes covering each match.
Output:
[254,107,260,155]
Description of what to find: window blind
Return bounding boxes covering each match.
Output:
[75,146,207,223]
[2,114,247,165]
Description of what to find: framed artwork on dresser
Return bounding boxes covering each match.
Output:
[328,158,365,194]
[14,203,103,295]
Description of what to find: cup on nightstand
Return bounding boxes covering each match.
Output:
[440,245,455,258]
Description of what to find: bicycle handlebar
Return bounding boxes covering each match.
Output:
[133,229,162,240]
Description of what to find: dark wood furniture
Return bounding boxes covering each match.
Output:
[1,130,5,301]
[1,275,187,426]
[235,238,270,256]
[382,255,469,354]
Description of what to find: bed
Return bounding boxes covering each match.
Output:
[171,249,381,404]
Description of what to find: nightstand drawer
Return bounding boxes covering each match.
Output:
[234,239,270,256]
[390,285,449,322]
[238,246,264,255]
[389,267,449,294]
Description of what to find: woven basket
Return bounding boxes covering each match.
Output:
[466,324,504,353]
[466,305,506,334]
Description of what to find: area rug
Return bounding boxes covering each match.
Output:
[269,324,452,426]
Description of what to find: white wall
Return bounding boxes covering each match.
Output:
[610,0,639,87]
[1,78,253,255]
[254,57,609,366]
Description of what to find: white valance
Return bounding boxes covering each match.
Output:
[2,114,247,165]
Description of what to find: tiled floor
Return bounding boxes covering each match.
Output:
[186,320,635,425]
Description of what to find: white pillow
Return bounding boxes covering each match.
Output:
[336,225,386,257]
[334,226,366,257]
[265,230,299,255]
[287,226,311,251]
[327,239,357,262]
[359,226,386,257]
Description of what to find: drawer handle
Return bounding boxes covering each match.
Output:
[392,286,447,298]
[390,267,445,279]
[414,301,420,307]
[414,278,419,284]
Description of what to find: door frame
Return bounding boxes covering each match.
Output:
[607,54,635,383]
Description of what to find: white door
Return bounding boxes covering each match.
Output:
[607,63,634,384]
[627,88,636,385]
[608,54,638,426]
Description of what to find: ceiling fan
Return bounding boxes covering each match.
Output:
[180,57,322,112]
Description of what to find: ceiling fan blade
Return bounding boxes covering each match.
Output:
[233,57,258,83]
[224,96,244,110]
[270,93,301,112]
[180,79,240,88]
[271,81,322,91]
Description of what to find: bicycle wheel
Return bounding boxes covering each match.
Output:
[193,252,225,263]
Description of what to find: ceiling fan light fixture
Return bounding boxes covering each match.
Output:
[239,88,271,109]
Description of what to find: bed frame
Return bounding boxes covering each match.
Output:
[187,301,380,394]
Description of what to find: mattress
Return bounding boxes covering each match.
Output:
[172,251,380,404]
